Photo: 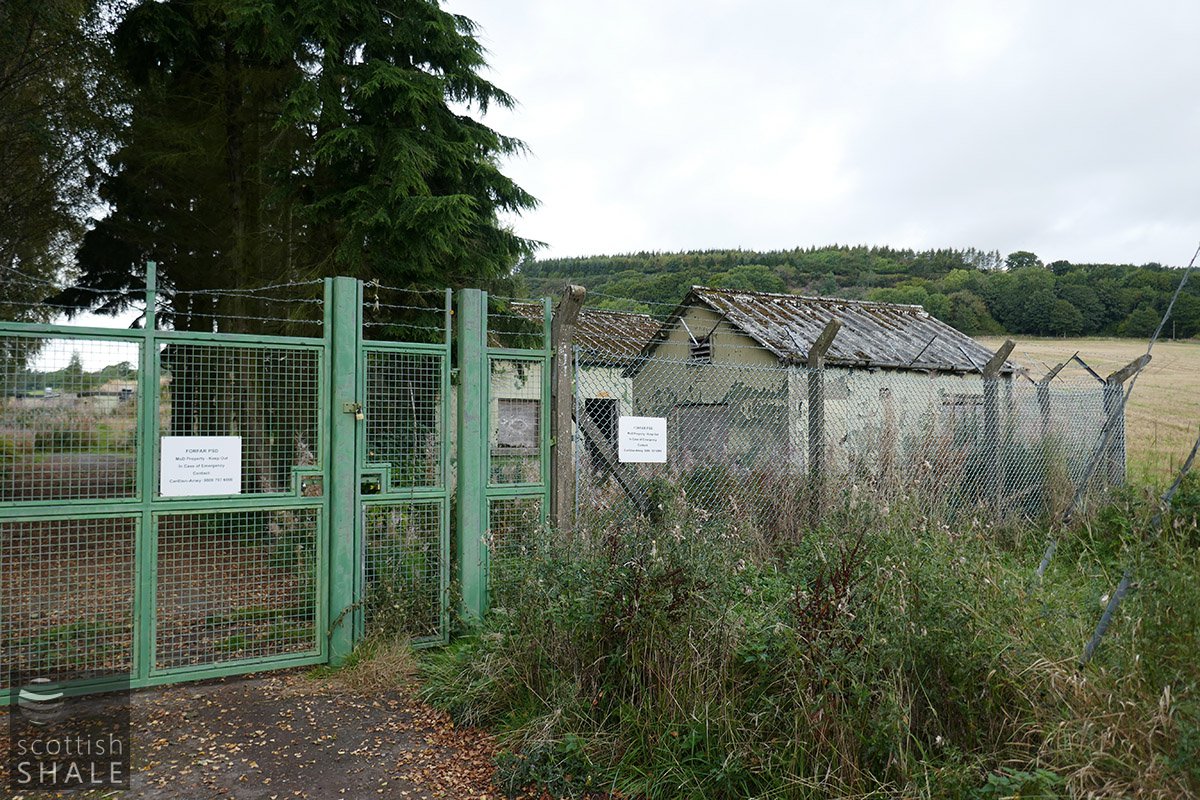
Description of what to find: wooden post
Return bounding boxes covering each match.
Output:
[1102,353,1151,486]
[549,285,586,533]
[807,320,841,526]
[982,340,1015,509]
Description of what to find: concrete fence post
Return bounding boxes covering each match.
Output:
[806,320,841,526]
[1101,353,1150,487]
[982,340,1015,509]
[549,286,586,534]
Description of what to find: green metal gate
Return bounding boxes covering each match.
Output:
[1,268,550,703]
[453,290,552,618]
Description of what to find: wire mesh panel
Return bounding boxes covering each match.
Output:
[489,358,543,485]
[574,345,1120,529]
[155,508,321,670]
[363,349,444,489]
[0,517,136,691]
[0,334,141,502]
[158,342,321,495]
[487,495,543,602]
[363,501,444,641]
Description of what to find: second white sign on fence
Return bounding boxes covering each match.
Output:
[617,416,667,463]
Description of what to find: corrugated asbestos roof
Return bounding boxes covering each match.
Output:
[645,286,1016,375]
[511,303,660,366]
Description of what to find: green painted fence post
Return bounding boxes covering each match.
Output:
[327,276,361,664]
[135,261,158,681]
[456,288,488,622]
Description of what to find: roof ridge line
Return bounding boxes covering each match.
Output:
[690,285,928,312]
[582,307,656,319]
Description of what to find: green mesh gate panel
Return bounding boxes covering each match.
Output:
[0,329,144,698]
[151,337,327,675]
[0,334,142,502]
[485,495,543,605]
[155,508,321,670]
[357,290,452,645]
[0,269,333,700]
[363,501,444,641]
[157,343,322,496]
[363,350,444,489]
[0,516,137,692]
[479,298,551,609]
[489,357,544,485]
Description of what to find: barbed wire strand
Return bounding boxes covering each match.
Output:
[363,281,447,296]
[172,291,324,305]
[0,263,118,295]
[172,279,324,296]
[363,300,444,313]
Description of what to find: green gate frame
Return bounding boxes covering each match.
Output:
[1,268,550,703]
[1,265,331,701]
[454,289,552,621]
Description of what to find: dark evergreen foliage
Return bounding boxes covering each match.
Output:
[52,0,537,326]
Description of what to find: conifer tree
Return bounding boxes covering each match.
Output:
[59,0,537,323]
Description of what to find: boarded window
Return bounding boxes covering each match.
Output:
[672,403,729,467]
[495,398,540,449]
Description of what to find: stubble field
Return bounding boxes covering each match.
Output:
[981,336,1200,483]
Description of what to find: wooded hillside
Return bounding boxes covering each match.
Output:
[518,246,1199,338]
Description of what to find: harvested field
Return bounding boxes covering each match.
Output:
[981,336,1200,482]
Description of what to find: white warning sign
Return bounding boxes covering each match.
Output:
[617,416,667,463]
[160,436,242,496]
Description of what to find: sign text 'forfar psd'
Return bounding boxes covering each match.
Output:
[159,436,242,496]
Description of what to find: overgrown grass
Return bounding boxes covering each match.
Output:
[422,477,1200,799]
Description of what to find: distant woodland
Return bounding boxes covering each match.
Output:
[517,247,1200,339]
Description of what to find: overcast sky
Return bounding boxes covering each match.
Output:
[445,0,1199,266]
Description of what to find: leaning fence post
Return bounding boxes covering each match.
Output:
[982,340,1015,510]
[327,276,361,664]
[1037,361,1066,434]
[549,285,586,534]
[456,288,488,622]
[1101,355,1148,487]
[807,320,840,526]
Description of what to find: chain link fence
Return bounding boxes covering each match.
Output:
[573,345,1118,533]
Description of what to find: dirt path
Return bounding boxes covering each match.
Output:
[4,671,506,799]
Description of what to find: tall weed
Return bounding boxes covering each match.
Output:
[422,490,1198,799]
